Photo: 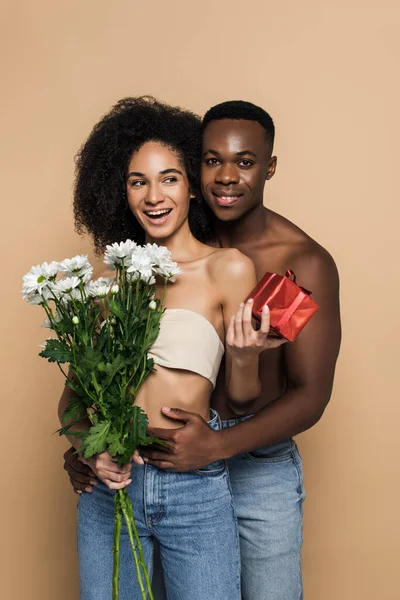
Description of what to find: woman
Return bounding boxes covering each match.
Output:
[59,96,283,600]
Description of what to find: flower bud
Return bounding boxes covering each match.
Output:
[72,316,79,325]
[111,284,119,295]
[149,300,157,310]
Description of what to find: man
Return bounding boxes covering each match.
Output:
[64,101,341,599]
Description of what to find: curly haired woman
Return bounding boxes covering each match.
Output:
[59,96,283,600]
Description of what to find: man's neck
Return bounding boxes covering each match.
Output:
[214,203,271,249]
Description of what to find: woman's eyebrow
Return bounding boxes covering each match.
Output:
[159,168,183,176]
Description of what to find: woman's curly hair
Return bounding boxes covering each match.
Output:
[74,96,214,253]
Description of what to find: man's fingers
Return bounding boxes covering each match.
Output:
[142,449,174,462]
[160,407,198,423]
[65,458,96,478]
[68,472,98,486]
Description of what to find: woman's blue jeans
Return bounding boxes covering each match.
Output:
[77,411,241,600]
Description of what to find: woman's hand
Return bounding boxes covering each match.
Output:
[226,299,287,360]
[80,450,133,490]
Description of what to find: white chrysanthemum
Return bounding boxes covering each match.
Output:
[51,276,81,295]
[144,243,172,266]
[22,261,59,297]
[154,260,182,282]
[59,255,93,281]
[41,317,52,329]
[149,300,157,310]
[127,246,156,282]
[111,284,119,295]
[86,276,112,298]
[104,240,137,268]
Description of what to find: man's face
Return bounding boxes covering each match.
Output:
[201,119,277,221]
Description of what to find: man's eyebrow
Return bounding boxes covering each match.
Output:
[203,148,257,158]
[127,168,183,178]
[203,148,220,157]
[236,150,257,158]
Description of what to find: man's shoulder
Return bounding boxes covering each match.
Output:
[268,210,337,272]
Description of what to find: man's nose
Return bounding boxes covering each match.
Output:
[215,163,239,185]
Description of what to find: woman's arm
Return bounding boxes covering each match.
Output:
[212,250,285,412]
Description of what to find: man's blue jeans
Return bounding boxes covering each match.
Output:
[77,412,241,600]
[153,414,305,600]
[222,415,305,600]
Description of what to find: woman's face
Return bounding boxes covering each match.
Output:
[126,141,194,240]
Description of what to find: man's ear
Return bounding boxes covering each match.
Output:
[266,156,277,181]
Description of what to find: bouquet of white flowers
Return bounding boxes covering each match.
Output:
[22,240,181,600]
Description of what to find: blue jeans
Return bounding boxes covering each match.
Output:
[223,415,305,600]
[77,411,241,600]
[153,414,305,600]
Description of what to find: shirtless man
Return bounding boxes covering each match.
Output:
[64,100,341,599]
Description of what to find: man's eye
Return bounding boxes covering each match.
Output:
[238,160,253,167]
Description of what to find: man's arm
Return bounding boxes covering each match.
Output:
[140,246,341,470]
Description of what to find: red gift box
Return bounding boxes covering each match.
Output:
[245,270,319,341]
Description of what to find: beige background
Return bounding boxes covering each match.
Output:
[1,1,399,598]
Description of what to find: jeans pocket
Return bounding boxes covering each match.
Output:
[246,439,293,463]
[194,459,227,476]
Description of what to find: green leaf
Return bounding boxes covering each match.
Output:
[139,436,169,448]
[57,417,87,437]
[75,346,102,373]
[108,299,125,321]
[82,421,111,458]
[61,395,87,424]
[39,339,72,363]
[106,431,126,457]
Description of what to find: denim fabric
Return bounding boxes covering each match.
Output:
[222,414,305,600]
[153,414,305,600]
[77,411,241,600]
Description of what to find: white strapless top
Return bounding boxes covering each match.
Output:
[148,309,224,389]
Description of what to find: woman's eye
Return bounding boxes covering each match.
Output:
[163,177,177,184]
[205,158,219,166]
[130,180,146,187]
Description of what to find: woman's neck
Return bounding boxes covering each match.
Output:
[146,221,204,262]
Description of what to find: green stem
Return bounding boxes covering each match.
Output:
[118,490,149,600]
[124,492,154,600]
[112,493,122,600]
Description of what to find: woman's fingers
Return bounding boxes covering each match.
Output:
[259,304,270,336]
[104,477,133,491]
[242,299,254,339]
[226,314,235,346]
[233,302,245,345]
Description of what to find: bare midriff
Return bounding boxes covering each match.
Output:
[134,364,212,428]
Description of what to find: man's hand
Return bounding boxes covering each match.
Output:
[136,408,221,471]
[63,447,99,494]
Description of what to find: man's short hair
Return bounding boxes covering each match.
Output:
[202,100,275,150]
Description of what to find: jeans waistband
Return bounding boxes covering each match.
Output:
[220,413,255,429]
[208,408,221,431]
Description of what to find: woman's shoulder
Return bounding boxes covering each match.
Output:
[208,248,255,281]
